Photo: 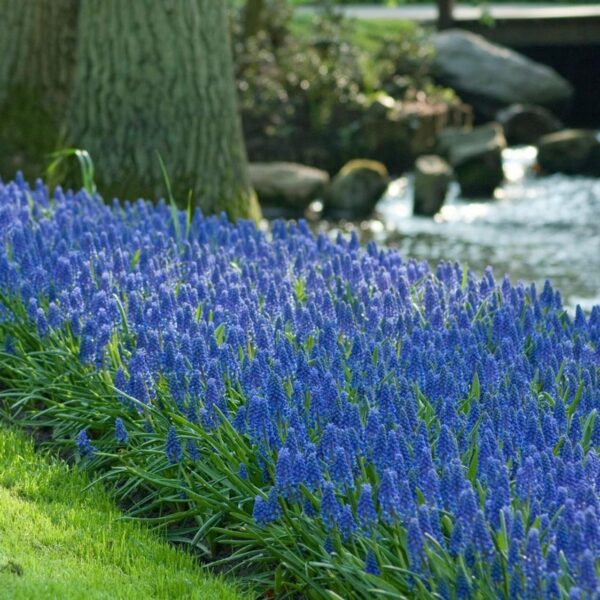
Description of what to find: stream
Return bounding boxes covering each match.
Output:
[321,146,600,311]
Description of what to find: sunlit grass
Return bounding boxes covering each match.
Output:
[0,427,246,600]
[290,12,421,52]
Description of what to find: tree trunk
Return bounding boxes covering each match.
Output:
[437,0,454,30]
[0,0,79,180]
[244,0,266,40]
[66,0,260,221]
[0,1,260,221]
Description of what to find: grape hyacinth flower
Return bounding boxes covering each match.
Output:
[76,429,96,458]
[1,176,600,597]
[165,425,183,465]
[115,417,128,445]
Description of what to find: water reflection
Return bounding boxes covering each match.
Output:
[325,146,600,311]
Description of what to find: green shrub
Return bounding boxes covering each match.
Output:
[231,3,452,172]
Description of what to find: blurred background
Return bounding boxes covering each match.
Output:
[1,0,598,309]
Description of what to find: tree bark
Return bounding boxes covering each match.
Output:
[437,0,455,30]
[244,0,266,40]
[67,0,260,221]
[0,1,259,221]
[0,0,79,180]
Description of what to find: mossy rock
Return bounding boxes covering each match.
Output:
[324,159,389,219]
[537,129,600,176]
[454,154,503,198]
[248,162,329,218]
[438,123,505,198]
[495,104,562,146]
[413,155,452,216]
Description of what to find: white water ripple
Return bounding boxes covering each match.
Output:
[373,145,600,311]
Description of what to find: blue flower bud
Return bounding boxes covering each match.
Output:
[165,425,183,464]
[76,429,96,458]
[357,484,377,527]
[115,417,128,445]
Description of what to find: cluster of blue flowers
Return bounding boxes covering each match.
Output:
[1,174,600,597]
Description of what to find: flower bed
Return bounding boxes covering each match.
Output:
[1,174,599,598]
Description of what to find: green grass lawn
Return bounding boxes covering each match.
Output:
[290,12,421,48]
[0,428,246,600]
[290,14,427,89]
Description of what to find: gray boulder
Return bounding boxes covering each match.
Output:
[248,162,329,218]
[437,123,506,197]
[496,104,563,146]
[413,155,452,217]
[537,129,600,176]
[432,30,573,117]
[324,159,389,219]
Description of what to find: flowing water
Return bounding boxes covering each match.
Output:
[319,146,600,312]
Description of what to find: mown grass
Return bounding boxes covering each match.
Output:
[0,427,247,600]
[290,13,421,52]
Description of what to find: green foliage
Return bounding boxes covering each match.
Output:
[47,148,97,196]
[0,319,308,596]
[0,427,246,600]
[157,152,183,244]
[0,292,427,598]
[231,4,451,172]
